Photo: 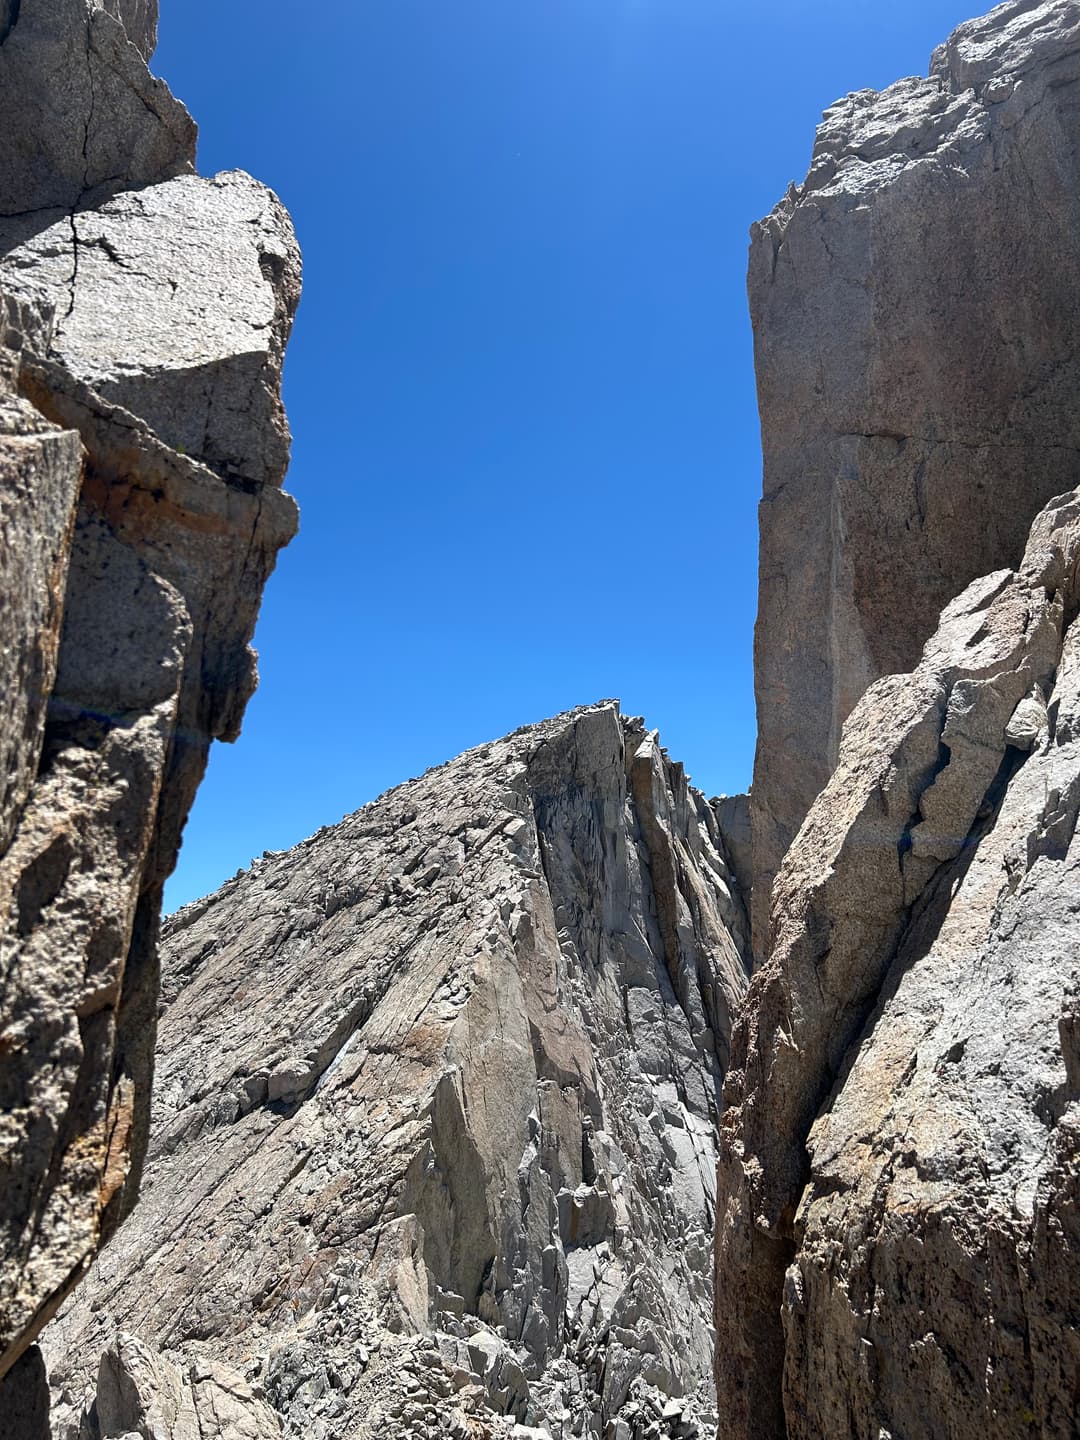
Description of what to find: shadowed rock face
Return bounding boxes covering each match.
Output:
[749,0,1080,950]
[0,0,299,1421]
[44,704,751,1440]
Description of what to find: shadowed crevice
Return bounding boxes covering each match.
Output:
[0,0,20,47]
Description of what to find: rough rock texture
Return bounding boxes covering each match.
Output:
[45,704,750,1440]
[87,1333,284,1440]
[0,0,194,214]
[716,486,1080,1438]
[749,0,1080,948]
[0,172,300,486]
[0,0,299,1422]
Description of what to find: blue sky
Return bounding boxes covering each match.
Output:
[159,0,979,909]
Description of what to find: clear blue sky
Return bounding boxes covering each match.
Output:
[159,0,980,910]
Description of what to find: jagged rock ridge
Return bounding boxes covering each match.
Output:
[0,0,299,1428]
[44,703,751,1440]
[9,2,1080,1439]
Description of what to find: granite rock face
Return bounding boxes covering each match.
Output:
[719,5,1080,1434]
[749,0,1080,948]
[44,704,750,1440]
[0,0,299,1422]
[717,489,1080,1438]
[0,0,195,215]
[0,172,300,487]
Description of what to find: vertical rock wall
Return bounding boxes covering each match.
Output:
[717,486,1080,1440]
[718,4,1080,1436]
[0,0,299,1421]
[749,0,1080,949]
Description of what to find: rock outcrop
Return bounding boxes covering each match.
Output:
[7,2,1079,1439]
[717,487,1080,1438]
[0,0,298,1424]
[718,7,1080,1435]
[44,704,750,1440]
[749,0,1080,947]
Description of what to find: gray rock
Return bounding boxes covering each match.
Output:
[749,0,1080,950]
[1,1346,50,1440]
[712,793,751,912]
[0,0,194,215]
[95,0,158,60]
[0,171,301,486]
[0,345,83,856]
[44,703,749,1440]
[83,1331,283,1439]
[716,488,1080,1438]
[0,353,297,1396]
[0,0,300,1414]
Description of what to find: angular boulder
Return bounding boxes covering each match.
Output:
[716,489,1080,1438]
[0,172,301,486]
[0,0,194,215]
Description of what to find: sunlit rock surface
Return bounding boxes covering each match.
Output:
[0,0,299,1421]
[45,704,750,1440]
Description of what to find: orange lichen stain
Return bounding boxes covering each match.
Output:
[100,1077,135,1209]
[402,1020,450,1066]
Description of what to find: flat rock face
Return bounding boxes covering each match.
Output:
[749,0,1080,948]
[716,488,1080,1439]
[0,0,299,1422]
[44,704,751,1440]
[0,172,301,486]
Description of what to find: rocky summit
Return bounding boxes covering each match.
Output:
[43,704,750,1439]
[1,1,1079,1438]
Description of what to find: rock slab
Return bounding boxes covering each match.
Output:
[717,487,1080,1437]
[44,704,750,1440]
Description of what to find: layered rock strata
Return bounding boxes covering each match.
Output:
[44,704,751,1440]
[0,0,299,1423]
[717,487,1080,1437]
[749,0,1080,947]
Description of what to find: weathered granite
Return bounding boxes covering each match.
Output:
[716,489,1080,1438]
[0,0,194,216]
[0,0,300,1423]
[749,0,1080,949]
[85,1333,284,1440]
[45,704,750,1440]
[0,172,301,486]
